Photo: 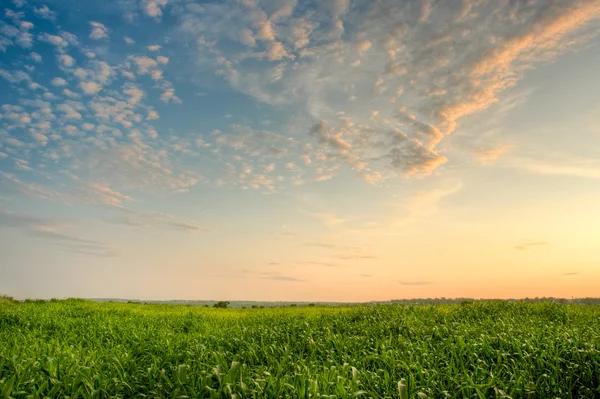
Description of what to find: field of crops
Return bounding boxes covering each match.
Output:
[1,299,599,398]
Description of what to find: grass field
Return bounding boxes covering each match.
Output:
[1,299,599,398]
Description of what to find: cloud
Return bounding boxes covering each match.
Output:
[62,88,80,98]
[124,86,144,105]
[359,171,382,185]
[242,269,306,282]
[510,157,600,179]
[33,5,55,20]
[563,272,579,276]
[143,0,169,18]
[88,185,133,207]
[399,281,431,286]
[294,261,339,268]
[124,36,135,44]
[304,241,376,261]
[32,132,48,145]
[402,181,462,218]
[147,44,161,51]
[514,241,549,251]
[89,22,109,40]
[130,56,157,74]
[172,0,600,182]
[160,88,180,103]
[51,77,67,86]
[58,54,75,67]
[356,39,372,55]
[38,33,67,48]
[267,42,293,61]
[103,205,209,234]
[80,81,101,95]
[475,144,512,164]
[255,19,276,42]
[29,227,119,257]
[239,29,256,47]
[0,208,118,257]
[307,212,349,228]
[29,52,42,63]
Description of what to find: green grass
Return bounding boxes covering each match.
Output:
[1,300,599,398]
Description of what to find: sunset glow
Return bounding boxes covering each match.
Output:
[1,0,600,301]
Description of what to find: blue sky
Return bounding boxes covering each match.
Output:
[1,0,600,301]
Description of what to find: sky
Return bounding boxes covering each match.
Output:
[1,0,600,302]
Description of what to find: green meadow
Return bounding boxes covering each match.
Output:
[1,299,599,398]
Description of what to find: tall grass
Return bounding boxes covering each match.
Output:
[1,300,599,398]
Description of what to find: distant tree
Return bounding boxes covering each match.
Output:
[213,301,230,308]
[307,303,316,307]
[289,304,297,307]
[251,305,258,309]
[0,295,16,303]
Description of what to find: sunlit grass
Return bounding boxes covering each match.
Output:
[1,299,599,398]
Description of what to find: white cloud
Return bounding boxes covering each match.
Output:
[308,212,349,228]
[33,132,48,145]
[267,42,293,61]
[147,44,161,51]
[160,88,180,103]
[131,56,157,74]
[80,81,101,95]
[177,0,600,182]
[356,40,372,56]
[239,29,256,47]
[89,21,109,40]
[62,89,80,98]
[38,33,67,48]
[56,103,82,119]
[475,144,512,164]
[29,52,42,63]
[59,31,78,46]
[58,54,75,67]
[143,0,169,18]
[255,19,275,41]
[33,5,55,20]
[510,157,600,179]
[51,77,67,86]
[124,86,144,105]
[124,36,135,44]
[150,69,163,80]
[19,21,33,30]
[156,56,168,64]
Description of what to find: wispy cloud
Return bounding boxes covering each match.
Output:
[510,157,600,179]
[105,206,210,234]
[89,22,109,40]
[294,261,340,268]
[475,145,513,164]
[242,269,306,282]
[173,0,600,181]
[306,212,350,228]
[0,209,118,257]
[399,280,431,286]
[514,241,549,251]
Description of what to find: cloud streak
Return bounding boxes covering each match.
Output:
[514,241,549,251]
[0,209,118,257]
